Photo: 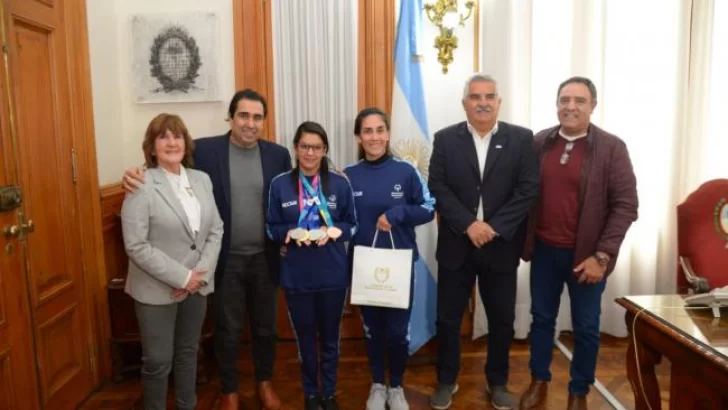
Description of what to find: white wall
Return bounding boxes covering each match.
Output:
[87,0,234,185]
[419,4,477,136]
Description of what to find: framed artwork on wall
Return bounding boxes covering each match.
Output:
[132,12,221,103]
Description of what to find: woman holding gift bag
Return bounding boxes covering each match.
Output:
[265,121,357,410]
[344,107,436,410]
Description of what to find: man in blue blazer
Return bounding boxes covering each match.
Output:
[123,90,291,410]
[427,74,540,410]
[194,90,290,410]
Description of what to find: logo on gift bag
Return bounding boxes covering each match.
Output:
[374,267,390,283]
[714,198,728,248]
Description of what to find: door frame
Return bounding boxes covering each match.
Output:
[60,0,111,385]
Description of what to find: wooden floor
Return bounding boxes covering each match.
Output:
[79,335,671,410]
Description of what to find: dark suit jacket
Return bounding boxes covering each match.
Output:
[428,121,540,271]
[193,132,292,284]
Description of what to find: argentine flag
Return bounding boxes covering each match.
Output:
[390,0,438,355]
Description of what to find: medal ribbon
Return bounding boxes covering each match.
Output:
[298,172,334,228]
[297,175,318,229]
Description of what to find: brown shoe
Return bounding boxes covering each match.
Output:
[258,381,282,410]
[219,392,239,410]
[519,379,548,410]
[567,394,587,410]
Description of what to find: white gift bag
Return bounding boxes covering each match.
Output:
[351,230,413,309]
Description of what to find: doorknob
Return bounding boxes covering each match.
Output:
[3,224,20,239]
[3,219,34,240]
[22,219,34,233]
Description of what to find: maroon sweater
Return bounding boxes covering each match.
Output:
[536,137,588,248]
[523,124,638,275]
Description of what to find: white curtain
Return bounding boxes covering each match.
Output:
[272,0,359,169]
[473,0,728,339]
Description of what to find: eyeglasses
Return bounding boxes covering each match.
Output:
[298,144,325,153]
[560,142,575,165]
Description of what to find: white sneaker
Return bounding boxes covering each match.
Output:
[387,386,410,410]
[365,383,387,410]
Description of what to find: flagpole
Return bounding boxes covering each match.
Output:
[470,0,481,341]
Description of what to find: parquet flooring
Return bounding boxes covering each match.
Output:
[78,335,671,410]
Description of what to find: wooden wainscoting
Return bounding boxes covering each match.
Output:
[101,184,127,282]
[100,183,472,343]
[99,184,359,341]
[100,184,215,382]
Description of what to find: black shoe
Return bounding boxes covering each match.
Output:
[305,395,321,410]
[320,396,340,410]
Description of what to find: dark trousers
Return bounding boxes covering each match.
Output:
[286,289,347,398]
[436,249,517,387]
[529,239,606,395]
[215,253,278,394]
[135,294,207,410]
[360,302,412,388]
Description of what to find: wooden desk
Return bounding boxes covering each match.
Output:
[616,295,728,410]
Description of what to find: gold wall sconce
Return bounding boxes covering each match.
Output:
[424,0,475,74]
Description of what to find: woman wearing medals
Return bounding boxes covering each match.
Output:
[344,108,436,410]
[266,121,357,410]
[121,114,223,410]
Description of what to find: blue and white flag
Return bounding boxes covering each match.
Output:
[390,0,438,355]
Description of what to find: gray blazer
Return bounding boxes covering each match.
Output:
[121,167,224,305]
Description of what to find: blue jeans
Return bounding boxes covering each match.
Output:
[529,239,606,395]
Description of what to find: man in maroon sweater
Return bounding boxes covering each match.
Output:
[519,77,638,410]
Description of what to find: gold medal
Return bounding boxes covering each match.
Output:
[307,229,327,242]
[290,228,309,242]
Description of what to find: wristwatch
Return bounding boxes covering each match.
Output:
[594,252,610,267]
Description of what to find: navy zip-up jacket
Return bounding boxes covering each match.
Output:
[266,169,357,292]
[345,156,435,260]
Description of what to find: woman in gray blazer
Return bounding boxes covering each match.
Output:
[121,113,223,410]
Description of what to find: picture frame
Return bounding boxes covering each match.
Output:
[131,12,221,103]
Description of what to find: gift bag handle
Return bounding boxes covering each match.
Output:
[371,230,396,249]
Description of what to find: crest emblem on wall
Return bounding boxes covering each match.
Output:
[149,26,202,93]
[132,12,220,103]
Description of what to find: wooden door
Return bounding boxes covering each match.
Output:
[0,0,94,409]
[0,60,40,410]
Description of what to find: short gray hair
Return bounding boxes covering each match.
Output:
[462,73,499,100]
